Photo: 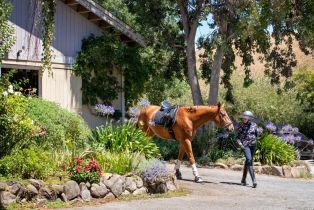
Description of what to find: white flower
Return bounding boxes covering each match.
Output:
[8,85,14,94]
[14,92,21,96]
[2,91,8,97]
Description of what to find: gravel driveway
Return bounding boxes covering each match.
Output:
[65,164,314,210]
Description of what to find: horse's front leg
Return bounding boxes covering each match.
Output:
[175,143,185,180]
[182,138,203,183]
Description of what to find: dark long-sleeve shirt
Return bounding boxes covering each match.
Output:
[236,121,258,147]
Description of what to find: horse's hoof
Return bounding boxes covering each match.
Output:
[195,176,203,183]
[175,170,182,180]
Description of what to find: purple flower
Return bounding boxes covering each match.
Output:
[281,124,293,134]
[309,139,314,146]
[264,121,277,132]
[138,159,170,182]
[95,104,115,116]
[256,127,264,135]
[295,136,302,143]
[129,107,140,117]
[139,99,151,107]
[292,127,299,135]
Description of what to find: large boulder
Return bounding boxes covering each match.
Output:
[166,180,177,192]
[0,191,16,205]
[214,163,228,169]
[261,165,272,175]
[90,183,108,198]
[51,184,64,195]
[39,187,57,200]
[63,181,80,200]
[291,166,308,178]
[271,166,283,176]
[8,183,22,195]
[282,165,292,178]
[125,177,137,193]
[110,177,125,197]
[133,176,143,188]
[0,182,7,191]
[230,164,243,171]
[29,179,45,190]
[81,189,91,202]
[26,184,38,200]
[133,187,147,195]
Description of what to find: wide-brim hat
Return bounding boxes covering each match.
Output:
[240,111,254,119]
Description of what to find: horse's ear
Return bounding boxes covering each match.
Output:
[217,102,221,111]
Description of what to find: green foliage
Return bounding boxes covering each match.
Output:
[153,138,179,160]
[0,146,57,179]
[94,150,142,175]
[68,157,101,183]
[90,122,160,159]
[0,75,39,157]
[73,34,155,106]
[41,0,56,74]
[223,76,314,138]
[25,97,91,151]
[293,66,314,112]
[255,134,296,166]
[0,0,15,62]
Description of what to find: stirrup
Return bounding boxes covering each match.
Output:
[194,176,203,183]
[175,170,182,180]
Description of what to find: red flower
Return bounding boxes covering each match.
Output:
[75,165,82,173]
[74,157,82,164]
[84,165,90,172]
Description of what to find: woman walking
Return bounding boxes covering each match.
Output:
[236,111,258,188]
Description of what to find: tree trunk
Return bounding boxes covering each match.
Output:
[208,44,224,105]
[186,41,203,105]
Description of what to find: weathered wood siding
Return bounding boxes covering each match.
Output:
[8,0,102,64]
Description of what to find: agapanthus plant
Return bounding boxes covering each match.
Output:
[95,104,115,116]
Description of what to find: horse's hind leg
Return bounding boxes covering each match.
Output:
[175,144,185,180]
[182,139,203,183]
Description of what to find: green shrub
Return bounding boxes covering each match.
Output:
[90,122,160,159]
[0,146,58,179]
[255,134,296,166]
[26,97,91,151]
[93,150,143,175]
[0,94,39,157]
[153,137,179,160]
[68,157,101,183]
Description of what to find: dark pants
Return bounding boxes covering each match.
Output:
[243,145,256,166]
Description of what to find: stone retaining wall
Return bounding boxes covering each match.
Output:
[0,173,178,206]
[213,162,310,178]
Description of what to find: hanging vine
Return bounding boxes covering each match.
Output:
[41,0,56,75]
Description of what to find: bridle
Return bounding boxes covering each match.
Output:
[216,109,233,129]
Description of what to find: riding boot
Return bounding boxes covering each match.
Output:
[175,169,182,180]
[241,165,248,186]
[248,166,257,188]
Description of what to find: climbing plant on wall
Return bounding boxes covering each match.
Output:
[0,0,15,63]
[73,33,153,106]
[41,0,56,75]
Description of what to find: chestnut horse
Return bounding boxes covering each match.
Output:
[137,103,234,182]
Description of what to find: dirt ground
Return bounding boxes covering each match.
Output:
[65,164,314,210]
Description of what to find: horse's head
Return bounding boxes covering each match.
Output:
[213,103,234,132]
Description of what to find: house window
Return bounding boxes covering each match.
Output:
[1,68,39,96]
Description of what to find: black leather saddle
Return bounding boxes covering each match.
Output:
[152,101,179,140]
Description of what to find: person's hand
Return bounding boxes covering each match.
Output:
[240,144,245,150]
